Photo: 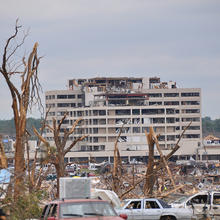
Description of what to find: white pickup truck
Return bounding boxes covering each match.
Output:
[116,198,195,220]
[171,190,220,219]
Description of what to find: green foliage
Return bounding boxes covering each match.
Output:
[2,189,47,220]
[202,117,220,137]
[0,119,15,136]
[213,119,220,132]
[202,117,213,132]
[0,118,42,138]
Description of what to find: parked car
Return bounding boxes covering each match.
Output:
[171,190,220,219]
[40,198,127,220]
[116,198,195,220]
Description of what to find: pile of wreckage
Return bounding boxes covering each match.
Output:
[93,122,220,219]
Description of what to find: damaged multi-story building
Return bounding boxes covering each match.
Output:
[45,77,202,163]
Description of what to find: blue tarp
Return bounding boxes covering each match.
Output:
[0,169,11,183]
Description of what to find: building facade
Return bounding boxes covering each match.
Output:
[45,77,202,163]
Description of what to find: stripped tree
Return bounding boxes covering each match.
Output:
[33,113,87,197]
[144,127,155,196]
[112,124,124,195]
[144,122,192,197]
[0,20,42,197]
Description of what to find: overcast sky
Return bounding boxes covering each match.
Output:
[0,0,219,119]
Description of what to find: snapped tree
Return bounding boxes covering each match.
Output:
[0,20,42,197]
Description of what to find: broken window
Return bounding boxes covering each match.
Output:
[167,135,175,141]
[116,109,131,115]
[133,127,141,133]
[182,126,200,130]
[164,101,179,105]
[99,110,106,115]
[57,95,67,99]
[57,103,70,107]
[93,128,98,134]
[153,118,165,124]
[181,92,200,97]
[166,108,175,114]
[158,135,165,141]
[48,112,55,116]
[93,119,98,125]
[182,109,200,113]
[117,136,127,142]
[93,110,98,116]
[149,102,162,106]
[181,101,200,105]
[109,100,126,105]
[182,117,200,122]
[46,95,55,100]
[93,137,98,143]
[75,128,83,134]
[77,111,83,116]
[132,109,140,115]
[94,146,99,151]
[132,118,140,124]
[99,119,106,125]
[148,93,162,97]
[68,94,75,99]
[187,195,208,205]
[142,127,149,133]
[100,145,105,151]
[142,109,164,115]
[183,134,200,139]
[164,93,179,97]
[46,103,56,108]
[58,120,69,124]
[166,118,175,123]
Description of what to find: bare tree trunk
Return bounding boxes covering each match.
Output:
[112,124,124,194]
[55,152,65,198]
[55,163,60,198]
[144,128,155,196]
[14,133,25,196]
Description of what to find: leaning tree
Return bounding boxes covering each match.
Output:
[0,20,42,197]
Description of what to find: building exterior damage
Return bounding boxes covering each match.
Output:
[45,77,202,163]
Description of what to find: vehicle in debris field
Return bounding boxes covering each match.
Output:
[115,198,195,220]
[40,198,127,220]
[171,190,220,219]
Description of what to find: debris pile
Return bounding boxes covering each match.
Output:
[97,122,220,202]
